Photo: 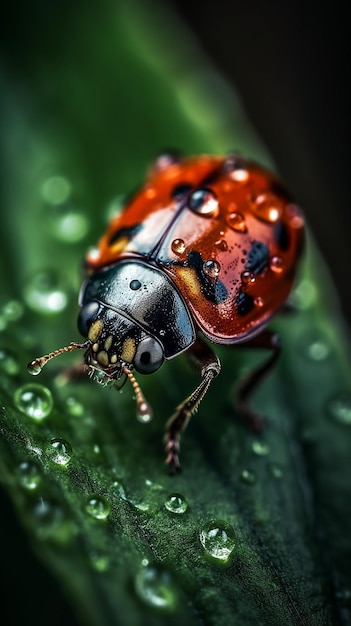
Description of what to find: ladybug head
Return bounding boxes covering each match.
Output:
[27,302,165,421]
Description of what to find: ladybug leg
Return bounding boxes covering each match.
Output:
[164,338,221,473]
[235,330,281,430]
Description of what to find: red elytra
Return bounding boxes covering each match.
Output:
[87,154,304,344]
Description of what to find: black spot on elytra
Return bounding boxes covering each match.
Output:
[274,222,290,251]
[236,291,254,316]
[108,224,142,246]
[171,184,192,199]
[187,251,228,304]
[245,241,269,275]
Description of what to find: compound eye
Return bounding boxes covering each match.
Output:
[133,336,164,375]
[77,301,100,337]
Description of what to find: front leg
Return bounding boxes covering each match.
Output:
[164,337,221,473]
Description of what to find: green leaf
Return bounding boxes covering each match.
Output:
[1,2,351,625]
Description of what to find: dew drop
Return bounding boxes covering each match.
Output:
[2,300,24,322]
[270,255,284,273]
[90,550,110,572]
[203,259,221,280]
[17,460,41,490]
[0,348,19,376]
[251,439,270,456]
[112,479,127,500]
[199,520,236,562]
[23,271,68,314]
[27,360,42,376]
[241,469,256,484]
[64,396,84,416]
[47,438,72,466]
[268,462,284,479]
[49,207,89,243]
[86,495,111,519]
[164,493,188,514]
[251,192,282,223]
[134,564,177,611]
[290,278,316,310]
[14,383,53,420]
[32,498,65,539]
[41,175,71,205]
[302,334,330,362]
[327,392,351,425]
[226,210,247,233]
[189,188,219,217]
[171,238,186,256]
[137,400,153,423]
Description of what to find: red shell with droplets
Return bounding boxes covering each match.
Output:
[86,155,304,343]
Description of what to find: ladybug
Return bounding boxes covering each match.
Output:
[28,153,304,472]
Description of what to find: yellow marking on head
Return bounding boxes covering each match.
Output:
[176,267,201,297]
[111,237,129,254]
[104,335,113,351]
[97,350,109,367]
[88,319,103,342]
[92,342,99,352]
[110,354,118,364]
[120,337,136,364]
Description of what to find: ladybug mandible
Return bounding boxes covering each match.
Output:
[28,153,304,472]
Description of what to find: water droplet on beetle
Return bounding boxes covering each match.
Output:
[270,255,284,273]
[226,210,247,233]
[152,152,181,172]
[47,438,72,466]
[86,495,111,519]
[14,383,53,420]
[189,188,219,217]
[251,192,282,223]
[327,392,351,425]
[287,203,304,229]
[134,564,177,611]
[171,238,186,256]
[164,493,188,514]
[241,270,255,285]
[199,520,236,562]
[17,461,41,490]
[223,156,249,183]
[23,271,68,314]
[214,238,228,251]
[203,259,221,280]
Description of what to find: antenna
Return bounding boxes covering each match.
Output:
[27,341,90,375]
[122,366,153,422]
